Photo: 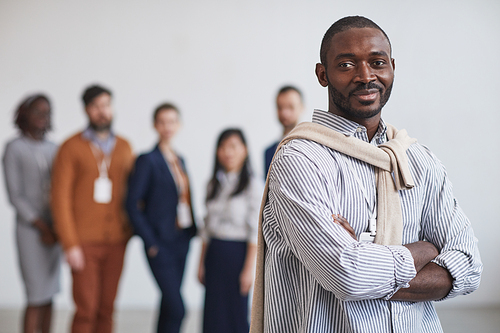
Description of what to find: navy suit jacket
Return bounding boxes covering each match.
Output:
[264,141,279,179]
[126,146,197,250]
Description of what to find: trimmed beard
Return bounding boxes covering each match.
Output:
[327,75,393,120]
[89,121,112,132]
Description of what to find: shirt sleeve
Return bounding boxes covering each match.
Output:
[2,142,38,224]
[51,141,80,250]
[420,148,482,300]
[267,147,417,301]
[125,154,158,250]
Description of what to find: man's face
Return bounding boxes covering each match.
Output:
[315,28,395,121]
[85,93,113,131]
[276,90,303,129]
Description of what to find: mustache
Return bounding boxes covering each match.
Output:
[349,82,383,95]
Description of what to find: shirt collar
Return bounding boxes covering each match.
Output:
[216,170,239,184]
[311,109,388,144]
[82,126,116,155]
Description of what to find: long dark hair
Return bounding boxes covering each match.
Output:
[206,128,252,201]
[14,94,51,133]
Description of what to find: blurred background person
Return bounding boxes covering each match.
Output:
[2,94,62,333]
[51,85,134,333]
[264,85,304,178]
[126,103,197,333]
[198,128,263,333]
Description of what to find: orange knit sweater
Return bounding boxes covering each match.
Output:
[51,132,134,250]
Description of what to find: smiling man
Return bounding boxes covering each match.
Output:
[250,16,482,333]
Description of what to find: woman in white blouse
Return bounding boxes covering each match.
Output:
[198,128,263,333]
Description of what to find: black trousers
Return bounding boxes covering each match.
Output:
[147,233,191,333]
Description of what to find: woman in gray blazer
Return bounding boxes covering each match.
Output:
[2,94,62,333]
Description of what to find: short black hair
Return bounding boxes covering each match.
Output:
[153,102,180,122]
[277,85,303,102]
[320,16,391,67]
[82,84,112,106]
[14,94,51,133]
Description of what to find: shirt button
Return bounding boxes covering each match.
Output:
[356,127,363,133]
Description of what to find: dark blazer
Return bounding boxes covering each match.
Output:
[264,141,279,179]
[126,146,197,250]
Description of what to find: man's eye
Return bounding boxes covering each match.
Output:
[373,60,386,66]
[339,63,353,68]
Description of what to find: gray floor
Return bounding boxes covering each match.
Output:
[0,306,499,333]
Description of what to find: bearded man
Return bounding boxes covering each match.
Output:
[51,84,134,333]
[250,16,482,333]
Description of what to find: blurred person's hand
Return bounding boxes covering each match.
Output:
[33,218,57,245]
[66,246,85,271]
[239,267,254,296]
[147,245,159,258]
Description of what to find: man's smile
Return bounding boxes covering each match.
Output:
[352,89,379,103]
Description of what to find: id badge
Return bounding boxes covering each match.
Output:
[176,202,193,228]
[359,232,375,243]
[94,177,112,204]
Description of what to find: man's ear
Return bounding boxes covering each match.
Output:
[391,58,396,71]
[315,63,328,87]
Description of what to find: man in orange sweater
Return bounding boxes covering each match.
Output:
[51,85,134,333]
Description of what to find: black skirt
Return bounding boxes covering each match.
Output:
[203,238,249,333]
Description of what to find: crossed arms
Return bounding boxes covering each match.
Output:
[269,145,482,303]
[335,214,453,302]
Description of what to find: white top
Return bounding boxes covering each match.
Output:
[202,171,263,244]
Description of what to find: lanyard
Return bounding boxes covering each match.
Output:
[342,155,377,236]
[162,150,186,199]
[89,143,111,178]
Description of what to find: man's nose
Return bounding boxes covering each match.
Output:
[353,62,375,84]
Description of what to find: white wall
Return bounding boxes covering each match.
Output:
[0,0,499,311]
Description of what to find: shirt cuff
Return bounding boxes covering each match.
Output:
[384,245,417,300]
[431,250,479,301]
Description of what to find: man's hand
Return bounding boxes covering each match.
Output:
[66,246,85,271]
[332,214,357,240]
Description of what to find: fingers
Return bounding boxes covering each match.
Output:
[333,214,349,224]
[332,214,357,240]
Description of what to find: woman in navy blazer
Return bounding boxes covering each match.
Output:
[126,103,196,333]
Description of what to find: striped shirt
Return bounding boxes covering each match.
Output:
[262,109,482,333]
